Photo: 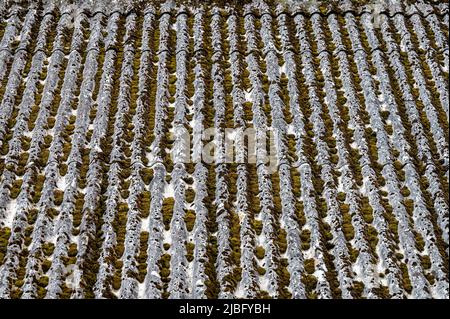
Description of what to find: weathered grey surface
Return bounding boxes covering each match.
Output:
[0,0,448,299]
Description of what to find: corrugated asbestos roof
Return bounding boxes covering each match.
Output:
[0,0,448,299]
